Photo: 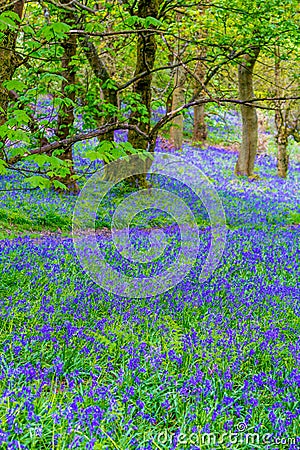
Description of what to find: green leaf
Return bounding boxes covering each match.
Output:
[48,156,67,169]
[102,79,118,91]
[144,17,162,27]
[0,124,8,138]
[125,16,140,27]
[7,129,30,143]
[1,11,21,22]
[0,160,7,175]
[53,180,68,191]
[40,73,66,83]
[4,80,26,92]
[27,154,49,168]
[118,142,137,154]
[86,150,102,161]
[23,25,34,34]
[26,176,51,190]
[0,11,20,31]
[13,110,31,125]
[40,22,70,41]
[52,22,71,34]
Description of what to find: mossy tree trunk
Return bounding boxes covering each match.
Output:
[0,0,24,128]
[55,6,79,193]
[235,47,260,177]
[165,52,174,114]
[170,63,185,149]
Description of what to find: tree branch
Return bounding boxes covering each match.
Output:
[7,123,149,166]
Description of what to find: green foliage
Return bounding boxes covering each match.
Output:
[0,11,21,31]
[25,176,51,190]
[40,22,71,41]
[102,79,118,90]
[3,80,26,92]
[86,140,151,163]
[287,211,300,225]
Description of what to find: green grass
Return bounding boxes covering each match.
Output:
[287,211,300,226]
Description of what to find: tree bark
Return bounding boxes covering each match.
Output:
[55,6,78,193]
[80,36,118,142]
[170,13,185,150]
[170,63,185,149]
[127,0,159,187]
[193,7,207,145]
[165,51,174,114]
[0,0,24,127]
[276,128,289,178]
[274,46,289,178]
[193,102,207,144]
[235,47,260,177]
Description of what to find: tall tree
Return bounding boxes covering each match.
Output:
[127,0,159,185]
[273,46,300,178]
[170,12,185,150]
[0,0,24,127]
[193,6,207,144]
[55,2,79,192]
[193,60,207,144]
[127,0,159,150]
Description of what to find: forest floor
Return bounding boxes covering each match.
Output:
[0,134,299,448]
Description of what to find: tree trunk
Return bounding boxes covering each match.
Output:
[166,95,172,114]
[193,103,207,144]
[127,0,159,187]
[166,51,174,114]
[55,6,78,193]
[170,13,185,150]
[0,0,24,128]
[276,129,289,178]
[235,47,260,177]
[80,36,118,142]
[170,63,185,149]
[274,46,289,178]
[193,7,207,145]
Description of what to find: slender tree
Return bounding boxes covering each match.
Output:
[170,12,185,150]
[193,6,207,144]
[193,60,207,144]
[273,46,300,178]
[235,47,260,177]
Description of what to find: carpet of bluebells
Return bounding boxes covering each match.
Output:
[0,109,300,449]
